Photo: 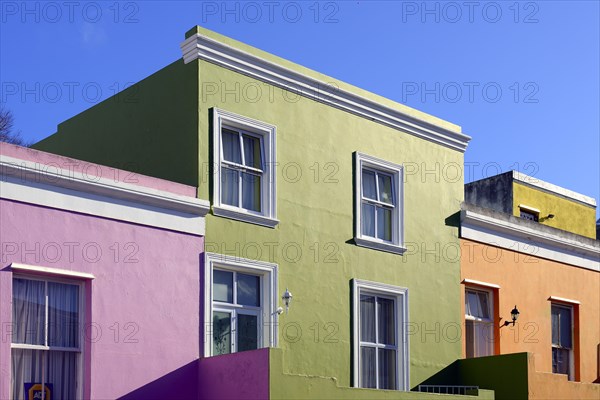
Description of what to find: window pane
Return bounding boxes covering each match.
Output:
[551,307,559,345]
[360,295,375,343]
[47,350,77,400]
[213,311,231,355]
[377,174,393,205]
[378,348,397,390]
[361,203,375,238]
[477,292,490,319]
[474,322,493,357]
[221,167,239,207]
[12,278,45,345]
[362,170,377,200]
[222,128,242,164]
[11,349,44,400]
[465,320,474,358]
[377,298,395,345]
[376,207,392,241]
[466,291,482,318]
[48,282,79,348]
[243,134,262,169]
[555,306,572,348]
[360,346,376,388]
[213,270,233,303]
[241,172,261,212]
[237,314,258,352]
[552,347,570,375]
[237,273,260,307]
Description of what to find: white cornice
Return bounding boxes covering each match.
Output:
[461,209,600,272]
[1,155,210,235]
[11,263,95,280]
[181,33,471,153]
[512,171,596,207]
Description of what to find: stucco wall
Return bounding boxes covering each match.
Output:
[460,238,600,383]
[33,60,200,187]
[0,199,204,399]
[512,182,596,238]
[198,56,465,389]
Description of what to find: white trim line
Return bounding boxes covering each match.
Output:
[513,171,596,207]
[518,204,540,214]
[352,279,409,391]
[1,155,210,215]
[11,263,95,279]
[181,33,470,153]
[462,279,501,289]
[461,209,600,272]
[204,253,278,358]
[548,296,581,305]
[1,155,209,235]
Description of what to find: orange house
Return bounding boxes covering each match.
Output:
[459,171,599,398]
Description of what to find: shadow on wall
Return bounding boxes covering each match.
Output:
[117,360,198,400]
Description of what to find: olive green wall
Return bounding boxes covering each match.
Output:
[268,349,495,400]
[34,60,199,186]
[198,56,465,388]
[512,182,596,238]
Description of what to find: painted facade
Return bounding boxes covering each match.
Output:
[0,143,209,399]
[22,26,598,399]
[30,26,494,399]
[459,172,600,399]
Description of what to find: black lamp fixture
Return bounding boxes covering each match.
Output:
[547,214,555,219]
[504,305,520,326]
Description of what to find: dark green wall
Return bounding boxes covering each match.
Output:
[34,60,199,186]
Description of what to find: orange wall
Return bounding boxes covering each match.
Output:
[460,238,600,383]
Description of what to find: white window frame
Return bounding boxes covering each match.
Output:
[352,279,409,391]
[212,108,278,228]
[354,152,405,254]
[204,252,278,357]
[464,287,494,358]
[10,274,85,400]
[551,302,575,380]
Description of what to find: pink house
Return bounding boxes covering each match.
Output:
[0,143,209,399]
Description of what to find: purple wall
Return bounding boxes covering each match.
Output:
[198,348,269,400]
[0,198,204,399]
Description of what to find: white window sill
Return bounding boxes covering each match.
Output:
[213,205,279,228]
[354,237,406,255]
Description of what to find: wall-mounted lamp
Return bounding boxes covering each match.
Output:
[546,214,555,219]
[503,305,520,326]
[281,288,293,314]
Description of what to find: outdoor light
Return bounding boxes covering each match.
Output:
[282,288,293,314]
[504,305,520,326]
[547,214,555,219]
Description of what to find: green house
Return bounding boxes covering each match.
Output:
[34,26,493,399]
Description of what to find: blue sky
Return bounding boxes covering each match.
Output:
[1,1,599,216]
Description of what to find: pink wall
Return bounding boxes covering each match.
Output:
[198,348,269,400]
[0,198,204,399]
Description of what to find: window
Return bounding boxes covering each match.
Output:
[519,205,539,222]
[354,153,405,254]
[465,288,494,358]
[353,280,409,391]
[212,109,277,227]
[551,304,573,380]
[204,253,278,357]
[11,276,83,400]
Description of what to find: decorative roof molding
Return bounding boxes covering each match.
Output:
[461,208,600,272]
[1,155,210,235]
[512,171,596,207]
[181,33,471,153]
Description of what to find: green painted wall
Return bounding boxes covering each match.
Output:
[269,349,495,400]
[512,182,596,238]
[197,28,466,389]
[34,60,199,186]
[33,26,469,395]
